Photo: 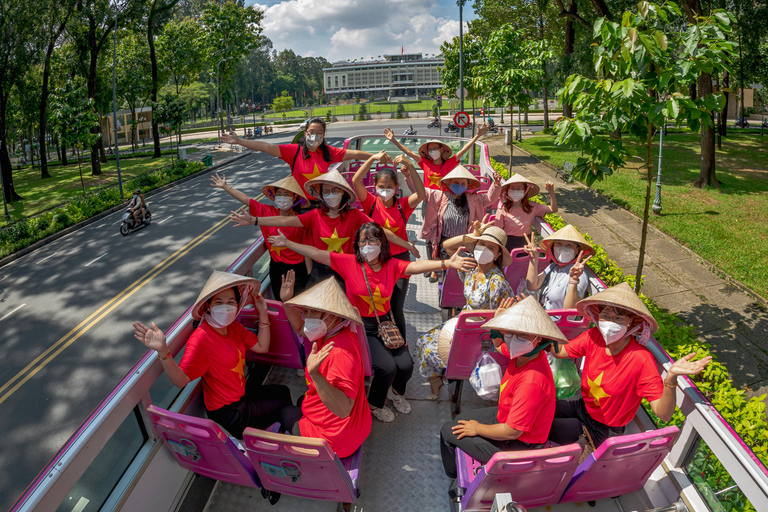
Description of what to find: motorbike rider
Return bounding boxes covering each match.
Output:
[128,189,146,224]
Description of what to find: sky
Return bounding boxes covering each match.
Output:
[246,0,475,62]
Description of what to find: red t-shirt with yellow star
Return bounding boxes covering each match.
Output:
[249,200,306,265]
[299,327,372,458]
[418,155,459,190]
[496,345,556,444]
[360,191,415,256]
[179,321,258,411]
[279,144,346,199]
[330,253,410,318]
[297,208,372,255]
[565,327,664,427]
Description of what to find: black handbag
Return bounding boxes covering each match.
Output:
[361,263,405,350]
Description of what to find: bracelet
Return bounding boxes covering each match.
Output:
[259,322,270,327]
[254,216,259,226]
[157,351,171,361]
[441,260,447,270]
[569,279,579,285]
[664,378,678,389]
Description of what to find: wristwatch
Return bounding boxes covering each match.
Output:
[254,216,259,226]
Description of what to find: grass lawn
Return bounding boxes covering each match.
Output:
[515,132,768,297]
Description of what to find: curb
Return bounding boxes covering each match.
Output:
[499,140,768,308]
[0,152,251,269]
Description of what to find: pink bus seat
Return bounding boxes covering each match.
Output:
[545,309,591,340]
[440,268,465,309]
[147,405,260,488]
[302,322,372,378]
[477,175,491,194]
[464,164,482,177]
[243,429,362,504]
[240,301,305,369]
[503,248,550,296]
[559,426,680,504]
[456,443,582,511]
[444,310,502,381]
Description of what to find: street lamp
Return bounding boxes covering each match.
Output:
[458,0,466,139]
[111,0,124,200]
[217,57,232,146]
[652,120,665,214]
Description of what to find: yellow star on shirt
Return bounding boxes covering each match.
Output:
[321,228,349,253]
[586,372,611,406]
[231,350,246,384]
[270,244,286,257]
[429,172,443,186]
[359,286,389,315]
[302,163,323,181]
[383,218,399,233]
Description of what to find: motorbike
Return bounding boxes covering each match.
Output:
[120,205,152,236]
[400,126,417,143]
[734,117,750,128]
[444,122,460,133]
[427,118,441,129]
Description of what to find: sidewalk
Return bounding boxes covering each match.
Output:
[483,135,768,406]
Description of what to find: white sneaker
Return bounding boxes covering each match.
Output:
[371,406,395,422]
[387,389,412,414]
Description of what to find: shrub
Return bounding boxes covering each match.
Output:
[395,101,405,119]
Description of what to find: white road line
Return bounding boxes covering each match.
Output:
[36,252,59,265]
[157,215,173,225]
[157,195,171,203]
[0,304,26,322]
[205,192,218,198]
[113,219,124,225]
[372,139,381,145]
[84,253,108,267]
[71,497,90,512]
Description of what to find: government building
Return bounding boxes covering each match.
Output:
[323,53,443,100]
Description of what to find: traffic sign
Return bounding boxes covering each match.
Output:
[453,111,471,128]
[455,87,468,100]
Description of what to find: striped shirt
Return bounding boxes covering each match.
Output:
[441,198,469,238]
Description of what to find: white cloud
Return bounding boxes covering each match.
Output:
[249,0,471,61]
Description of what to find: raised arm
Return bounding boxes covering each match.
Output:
[210,172,250,206]
[454,123,490,160]
[523,230,546,291]
[221,130,281,158]
[306,342,354,418]
[352,150,390,200]
[384,229,420,258]
[545,181,558,213]
[394,156,426,209]
[343,149,374,161]
[267,230,332,266]
[479,170,502,207]
[133,321,190,388]
[249,292,271,354]
[383,127,420,161]
[649,352,712,422]
[229,211,303,228]
[404,248,476,276]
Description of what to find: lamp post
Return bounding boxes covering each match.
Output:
[111,0,124,200]
[216,57,232,146]
[458,0,465,139]
[517,105,522,142]
[652,120,665,214]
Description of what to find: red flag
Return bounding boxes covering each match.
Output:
[401,45,403,56]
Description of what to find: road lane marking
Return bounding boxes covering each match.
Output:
[0,209,242,405]
[113,219,123,225]
[84,253,108,267]
[36,252,59,265]
[157,216,173,225]
[71,497,90,512]
[205,192,218,198]
[0,304,26,322]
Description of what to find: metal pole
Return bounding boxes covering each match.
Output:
[458,0,464,139]
[652,121,664,214]
[111,0,124,200]
[517,105,522,141]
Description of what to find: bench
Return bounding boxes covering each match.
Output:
[555,160,574,183]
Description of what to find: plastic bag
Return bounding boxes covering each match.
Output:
[469,353,503,400]
[549,355,581,400]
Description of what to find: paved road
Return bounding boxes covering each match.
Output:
[0,119,499,510]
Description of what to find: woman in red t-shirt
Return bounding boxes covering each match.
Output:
[277,277,372,458]
[211,173,310,300]
[352,150,426,338]
[132,271,293,438]
[495,173,558,250]
[220,117,371,199]
[549,282,711,448]
[439,295,568,479]
[229,170,418,287]
[268,222,475,423]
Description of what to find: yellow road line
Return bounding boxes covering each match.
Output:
[0,209,242,405]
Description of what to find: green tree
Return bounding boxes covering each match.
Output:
[395,101,405,119]
[154,93,186,160]
[272,90,294,113]
[325,109,332,122]
[116,31,152,152]
[157,17,204,95]
[555,1,736,292]
[439,32,485,104]
[357,103,367,120]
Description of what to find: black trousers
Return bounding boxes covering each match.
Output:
[548,397,625,448]
[505,235,527,251]
[279,395,305,436]
[440,407,541,478]
[268,259,309,301]
[206,378,293,438]
[363,316,414,409]
[390,252,411,338]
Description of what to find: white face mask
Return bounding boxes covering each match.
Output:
[274,196,294,211]
[473,246,495,265]
[376,188,395,201]
[360,244,381,262]
[306,134,323,148]
[429,149,442,161]
[598,320,628,345]
[504,333,535,359]
[507,189,526,202]
[322,192,342,208]
[207,304,238,328]
[303,318,328,341]
[554,245,576,264]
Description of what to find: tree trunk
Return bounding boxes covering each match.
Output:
[55,134,61,162]
[720,70,729,139]
[693,72,719,188]
[563,0,576,118]
[29,128,35,168]
[0,92,22,202]
[148,11,161,158]
[634,124,654,294]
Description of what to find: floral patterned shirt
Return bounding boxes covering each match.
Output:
[458,266,513,311]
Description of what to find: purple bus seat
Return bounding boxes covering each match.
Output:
[559,426,681,504]
[243,429,362,504]
[545,309,591,340]
[503,248,550,296]
[301,322,372,378]
[464,164,482,177]
[477,175,492,194]
[444,310,503,381]
[456,443,582,511]
[239,301,305,369]
[440,268,466,309]
[147,405,260,488]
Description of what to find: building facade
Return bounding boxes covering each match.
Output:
[100,107,153,147]
[323,53,443,99]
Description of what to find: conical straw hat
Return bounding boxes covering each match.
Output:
[539,224,594,258]
[463,226,512,267]
[285,277,363,326]
[262,176,307,201]
[418,139,453,160]
[305,168,356,202]
[577,282,658,333]
[437,316,459,363]
[192,270,261,321]
[482,296,569,345]
[501,173,540,198]
[439,165,480,191]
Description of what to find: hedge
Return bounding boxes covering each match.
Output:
[1,160,206,259]
[489,157,766,512]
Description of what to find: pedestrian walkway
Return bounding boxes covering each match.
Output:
[483,135,768,407]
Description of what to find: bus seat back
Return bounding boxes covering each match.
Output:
[444,310,503,380]
[146,405,260,488]
[440,268,466,309]
[545,309,591,340]
[559,426,680,503]
[241,301,305,369]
